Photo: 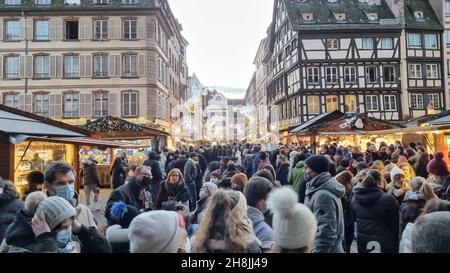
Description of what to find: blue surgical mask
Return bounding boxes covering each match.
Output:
[56,228,72,248]
[54,184,75,201]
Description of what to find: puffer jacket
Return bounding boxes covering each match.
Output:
[247,206,273,243]
[288,161,305,192]
[399,191,426,237]
[81,160,100,186]
[0,182,24,242]
[351,185,399,253]
[305,172,345,253]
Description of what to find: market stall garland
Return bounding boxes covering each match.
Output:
[81,116,145,133]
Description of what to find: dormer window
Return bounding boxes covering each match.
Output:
[303,13,314,21]
[414,11,424,19]
[327,38,339,50]
[328,0,337,3]
[359,0,368,3]
[367,12,378,21]
[335,13,346,21]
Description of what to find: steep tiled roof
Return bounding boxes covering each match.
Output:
[404,0,443,30]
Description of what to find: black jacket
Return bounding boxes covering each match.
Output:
[172,158,188,172]
[143,159,163,185]
[5,209,34,247]
[0,183,24,242]
[276,162,290,186]
[156,181,190,210]
[351,186,399,253]
[399,192,426,237]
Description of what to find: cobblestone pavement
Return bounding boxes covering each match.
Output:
[78,188,112,231]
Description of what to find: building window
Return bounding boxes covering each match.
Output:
[4,56,20,79]
[424,34,438,49]
[5,20,21,41]
[307,96,320,114]
[65,20,79,40]
[307,67,319,84]
[365,66,378,83]
[63,93,79,118]
[447,1,450,16]
[123,20,137,39]
[36,0,51,5]
[327,38,338,50]
[326,96,338,112]
[34,94,49,116]
[426,94,440,109]
[381,38,393,49]
[64,55,79,78]
[384,95,397,111]
[410,94,423,109]
[34,20,49,40]
[447,31,450,47]
[344,95,357,113]
[344,66,356,83]
[122,0,139,4]
[93,54,108,77]
[409,64,422,78]
[408,33,421,48]
[93,92,109,117]
[122,54,137,77]
[302,13,313,21]
[94,0,108,4]
[122,91,138,117]
[94,20,108,40]
[325,67,338,84]
[4,94,19,108]
[5,0,21,5]
[383,66,396,83]
[34,55,50,78]
[366,95,378,111]
[362,38,374,50]
[426,64,438,78]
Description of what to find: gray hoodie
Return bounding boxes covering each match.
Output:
[305,172,345,253]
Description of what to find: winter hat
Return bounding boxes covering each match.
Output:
[427,152,450,177]
[35,196,76,230]
[390,167,405,183]
[128,210,187,253]
[24,191,47,214]
[203,182,218,196]
[231,173,248,190]
[208,161,221,172]
[398,156,408,164]
[244,177,274,207]
[110,201,140,228]
[268,187,317,250]
[340,159,350,168]
[26,171,44,185]
[305,155,330,174]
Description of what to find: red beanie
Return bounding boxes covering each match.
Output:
[427,152,449,177]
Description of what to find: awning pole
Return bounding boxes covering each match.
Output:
[14,140,32,172]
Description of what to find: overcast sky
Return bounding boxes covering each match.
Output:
[169,0,273,91]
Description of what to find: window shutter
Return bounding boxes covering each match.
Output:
[19,94,25,111]
[82,18,92,40]
[0,56,3,79]
[49,19,56,40]
[78,18,85,40]
[50,94,56,117]
[115,55,121,76]
[79,56,86,77]
[25,94,32,113]
[108,55,116,77]
[85,55,92,77]
[107,18,114,40]
[19,56,26,78]
[54,94,62,118]
[138,54,145,77]
[109,93,117,117]
[0,20,3,41]
[25,56,33,78]
[80,94,92,118]
[137,17,146,40]
[55,18,63,40]
[50,56,57,78]
[26,19,33,40]
[0,93,2,105]
[115,18,122,40]
[56,56,62,78]
[20,19,25,40]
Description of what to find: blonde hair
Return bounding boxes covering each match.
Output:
[166,168,184,183]
[191,189,254,253]
[409,177,437,201]
[371,160,385,174]
[398,162,416,180]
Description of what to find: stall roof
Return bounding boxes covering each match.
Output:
[425,115,450,126]
[26,136,148,149]
[0,106,87,137]
[291,111,345,134]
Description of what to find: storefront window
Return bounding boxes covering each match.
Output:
[326,95,338,112]
[344,95,357,113]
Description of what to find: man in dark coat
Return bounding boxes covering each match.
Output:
[172,152,188,172]
[105,166,153,225]
[143,151,163,202]
[110,155,127,190]
[184,153,199,211]
[0,178,24,242]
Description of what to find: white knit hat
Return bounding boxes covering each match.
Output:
[128,210,187,253]
[35,196,76,230]
[390,167,405,183]
[268,186,317,250]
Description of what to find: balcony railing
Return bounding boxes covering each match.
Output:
[0,0,156,10]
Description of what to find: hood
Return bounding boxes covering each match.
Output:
[305,172,345,198]
[247,206,265,225]
[148,151,157,160]
[403,191,425,202]
[0,181,20,205]
[5,209,35,246]
[352,186,383,207]
[295,161,305,168]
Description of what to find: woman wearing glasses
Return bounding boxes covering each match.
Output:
[156,168,190,212]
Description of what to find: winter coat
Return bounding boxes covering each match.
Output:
[276,162,290,186]
[192,197,208,224]
[81,160,100,186]
[414,164,429,179]
[4,209,34,249]
[247,206,273,243]
[243,155,254,178]
[110,157,127,189]
[399,222,414,253]
[305,172,345,253]
[288,161,305,192]
[143,158,163,202]
[184,159,198,185]
[399,191,426,237]
[0,183,24,242]
[341,191,354,253]
[172,158,188,172]
[105,225,130,253]
[105,178,151,225]
[351,186,399,253]
[198,154,208,174]
[434,176,450,201]
[156,181,190,210]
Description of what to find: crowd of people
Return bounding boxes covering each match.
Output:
[1,140,450,253]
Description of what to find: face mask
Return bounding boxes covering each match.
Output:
[56,228,72,248]
[54,184,75,201]
[210,177,219,184]
[142,176,152,188]
[199,190,208,199]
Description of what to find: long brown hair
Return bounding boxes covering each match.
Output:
[166,168,184,184]
[191,189,254,253]
[414,152,430,172]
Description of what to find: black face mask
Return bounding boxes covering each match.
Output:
[141,176,152,188]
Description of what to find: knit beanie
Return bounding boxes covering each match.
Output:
[268,187,317,249]
[110,201,140,228]
[24,191,47,214]
[427,152,449,177]
[208,161,221,172]
[305,155,330,174]
[231,173,248,189]
[35,196,76,230]
[128,210,187,253]
[356,162,369,172]
[390,167,405,183]
[244,177,274,207]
